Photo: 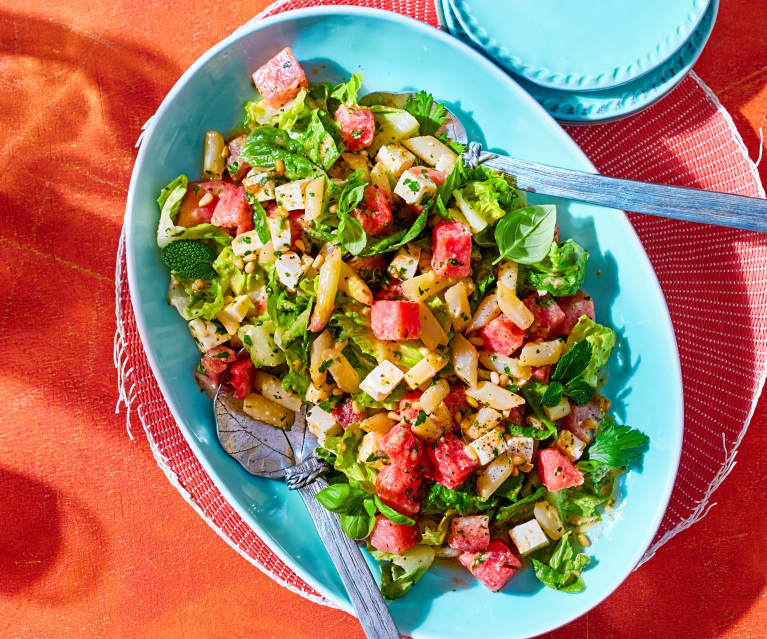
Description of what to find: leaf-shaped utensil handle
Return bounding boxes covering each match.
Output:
[289,466,400,639]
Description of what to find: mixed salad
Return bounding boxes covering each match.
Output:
[155,47,649,598]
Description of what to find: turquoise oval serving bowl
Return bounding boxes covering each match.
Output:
[125,8,683,638]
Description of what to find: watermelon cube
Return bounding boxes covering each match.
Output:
[376,463,422,515]
[353,185,393,236]
[562,399,605,443]
[479,315,525,356]
[178,180,225,227]
[226,134,251,182]
[458,540,522,591]
[369,515,421,554]
[252,47,308,108]
[382,424,422,471]
[335,103,375,151]
[426,432,479,489]
[200,345,236,382]
[523,294,566,340]
[229,358,256,400]
[332,397,364,429]
[211,183,253,236]
[371,300,421,340]
[448,515,491,552]
[537,448,585,492]
[431,221,472,277]
[559,291,595,334]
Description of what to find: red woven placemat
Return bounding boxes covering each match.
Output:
[115,0,767,606]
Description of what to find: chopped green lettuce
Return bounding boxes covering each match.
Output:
[530,532,590,593]
[244,87,308,131]
[494,486,547,524]
[238,321,285,367]
[419,510,457,546]
[318,425,378,494]
[240,126,323,180]
[421,482,497,516]
[523,239,588,297]
[565,317,617,386]
[370,545,435,600]
[167,277,225,321]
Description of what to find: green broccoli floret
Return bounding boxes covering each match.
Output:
[161,240,217,280]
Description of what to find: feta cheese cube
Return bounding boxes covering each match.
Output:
[267,210,292,251]
[463,407,502,440]
[505,436,535,464]
[188,318,229,352]
[534,501,565,540]
[557,429,587,462]
[375,144,415,180]
[509,519,550,556]
[394,169,437,205]
[306,405,341,444]
[359,360,405,402]
[242,169,276,201]
[543,396,572,422]
[388,244,421,280]
[403,352,448,389]
[231,230,264,256]
[469,427,506,466]
[275,251,303,292]
[274,178,311,210]
[215,295,254,335]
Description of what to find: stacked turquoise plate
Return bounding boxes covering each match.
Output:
[437,0,717,123]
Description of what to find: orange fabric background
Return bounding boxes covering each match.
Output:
[1,1,766,637]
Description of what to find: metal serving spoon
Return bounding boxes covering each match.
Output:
[362,92,767,234]
[213,389,400,639]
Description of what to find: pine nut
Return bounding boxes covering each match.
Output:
[242,252,257,262]
[223,295,234,304]
[293,359,301,370]
[466,395,479,408]
[191,279,207,292]
[329,204,338,214]
[578,533,591,547]
[198,192,214,207]
[511,454,526,466]
[469,336,485,347]
[351,400,361,413]
[332,387,344,396]
[274,158,285,175]
[294,239,306,253]
[234,258,244,270]
[490,371,500,385]
[361,306,370,317]
[454,410,463,425]
[499,373,509,387]
[244,262,254,274]
[520,463,533,473]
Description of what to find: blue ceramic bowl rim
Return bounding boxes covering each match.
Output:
[125,6,684,635]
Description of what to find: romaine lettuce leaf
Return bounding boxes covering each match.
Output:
[167,277,226,321]
[241,126,323,180]
[244,88,308,131]
[370,545,435,600]
[565,317,617,386]
[419,510,457,546]
[523,239,588,297]
[494,486,547,524]
[319,425,378,493]
[421,481,497,516]
[530,532,590,593]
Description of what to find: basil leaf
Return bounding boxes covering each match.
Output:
[436,160,464,207]
[552,339,592,384]
[246,193,271,244]
[494,204,556,265]
[338,213,367,255]
[541,381,563,408]
[361,208,428,256]
[340,513,376,539]
[315,483,368,514]
[374,496,416,525]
